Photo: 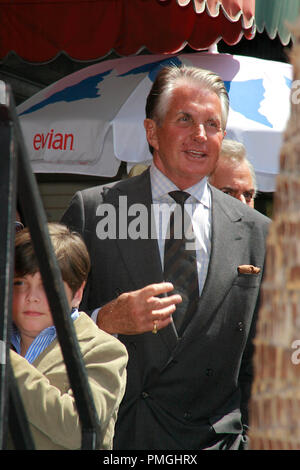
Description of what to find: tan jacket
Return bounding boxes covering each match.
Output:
[10,312,128,450]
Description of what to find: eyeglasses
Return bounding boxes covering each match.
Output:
[15,221,24,233]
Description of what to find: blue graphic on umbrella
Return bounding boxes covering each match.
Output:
[119,57,182,81]
[224,79,272,128]
[19,69,113,116]
[19,56,285,130]
[19,58,182,117]
[285,76,292,88]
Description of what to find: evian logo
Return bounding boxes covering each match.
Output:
[33,129,74,151]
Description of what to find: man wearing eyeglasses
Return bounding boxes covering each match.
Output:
[209,139,257,208]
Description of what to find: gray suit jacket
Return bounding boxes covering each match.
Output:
[61,169,270,450]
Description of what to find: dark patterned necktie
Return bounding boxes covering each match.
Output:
[164,191,199,334]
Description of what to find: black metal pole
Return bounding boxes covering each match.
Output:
[0,90,16,449]
[8,363,35,450]
[3,85,101,450]
[12,91,101,450]
[0,89,17,449]
[0,83,35,451]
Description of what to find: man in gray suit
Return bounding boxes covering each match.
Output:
[61,65,270,450]
[209,139,257,208]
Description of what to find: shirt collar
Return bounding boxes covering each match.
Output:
[150,163,211,208]
[11,308,79,354]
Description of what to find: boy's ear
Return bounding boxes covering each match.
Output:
[71,281,86,309]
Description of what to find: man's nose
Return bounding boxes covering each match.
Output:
[193,123,207,140]
[237,193,247,205]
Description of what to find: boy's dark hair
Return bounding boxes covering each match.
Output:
[14,223,90,295]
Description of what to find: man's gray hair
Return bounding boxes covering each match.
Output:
[218,139,257,195]
[145,64,229,138]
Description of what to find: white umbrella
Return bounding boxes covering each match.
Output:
[17,52,293,192]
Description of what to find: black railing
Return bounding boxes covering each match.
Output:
[0,83,101,450]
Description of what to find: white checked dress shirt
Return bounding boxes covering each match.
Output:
[92,164,212,322]
[150,163,212,296]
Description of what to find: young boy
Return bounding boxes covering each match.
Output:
[9,223,128,450]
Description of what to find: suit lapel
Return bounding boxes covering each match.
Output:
[181,187,247,340]
[102,170,179,352]
[102,177,251,355]
[102,169,163,289]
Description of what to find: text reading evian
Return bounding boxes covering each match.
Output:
[33,130,74,151]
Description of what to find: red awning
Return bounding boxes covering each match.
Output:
[0,0,255,63]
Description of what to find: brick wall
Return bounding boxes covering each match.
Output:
[249,18,300,449]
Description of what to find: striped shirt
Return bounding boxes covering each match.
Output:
[11,309,79,364]
[150,163,211,295]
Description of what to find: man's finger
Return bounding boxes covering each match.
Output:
[152,303,177,319]
[141,282,176,298]
[147,293,182,311]
[153,316,173,331]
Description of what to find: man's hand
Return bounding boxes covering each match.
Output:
[97,282,182,335]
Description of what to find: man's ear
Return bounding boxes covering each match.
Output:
[144,118,159,152]
[71,281,86,309]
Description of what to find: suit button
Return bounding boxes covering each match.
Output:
[183,411,192,420]
[141,391,149,399]
[236,321,244,332]
[206,368,214,376]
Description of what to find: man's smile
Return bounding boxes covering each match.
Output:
[184,149,207,159]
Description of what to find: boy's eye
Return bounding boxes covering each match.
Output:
[13,279,26,288]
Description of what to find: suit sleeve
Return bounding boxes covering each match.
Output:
[61,191,85,234]
[61,191,95,313]
[9,330,127,450]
